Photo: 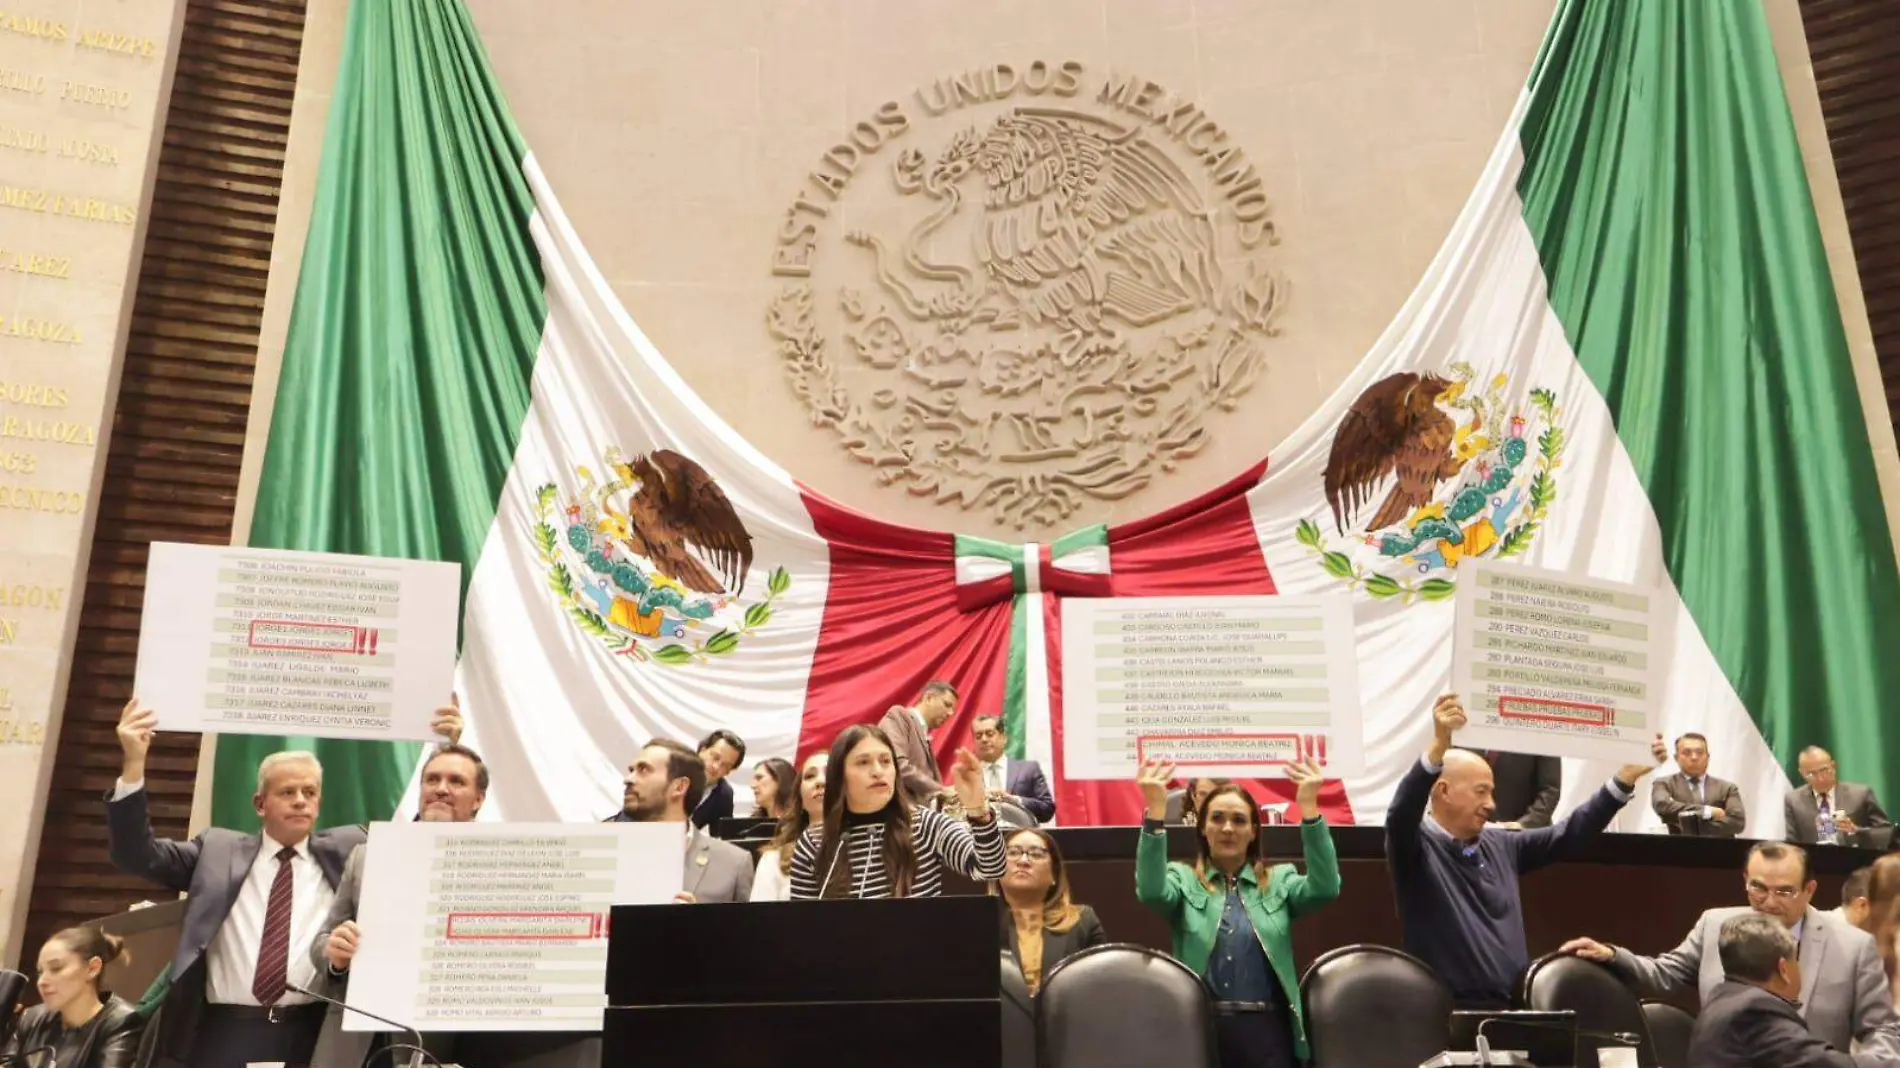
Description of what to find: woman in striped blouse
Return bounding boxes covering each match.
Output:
[790,723,1009,898]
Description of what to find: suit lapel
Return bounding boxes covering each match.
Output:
[685,829,709,895]
[312,832,347,888]
[1798,908,1826,1008]
[228,833,262,908]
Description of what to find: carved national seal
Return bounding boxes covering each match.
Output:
[768,62,1289,529]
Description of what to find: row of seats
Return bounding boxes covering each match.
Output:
[1007,943,1696,1068]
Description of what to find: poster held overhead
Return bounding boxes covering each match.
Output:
[1450,560,1666,765]
[134,542,460,741]
[1062,595,1364,779]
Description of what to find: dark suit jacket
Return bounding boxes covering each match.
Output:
[1488,752,1561,828]
[1786,782,1894,849]
[1003,759,1056,823]
[691,777,734,829]
[1687,981,1859,1068]
[999,904,1106,991]
[104,786,365,1065]
[1652,772,1747,837]
[878,705,942,805]
[2,994,143,1068]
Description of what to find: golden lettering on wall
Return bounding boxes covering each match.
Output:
[0,585,64,610]
[0,451,36,474]
[766,61,1287,528]
[0,689,10,712]
[0,382,71,407]
[0,184,136,224]
[0,68,42,95]
[58,137,117,165]
[0,619,15,642]
[58,79,130,109]
[0,415,95,443]
[0,485,84,514]
[0,316,80,344]
[0,250,71,279]
[76,28,157,58]
[0,718,46,747]
[0,11,67,42]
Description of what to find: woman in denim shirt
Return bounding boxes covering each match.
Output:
[1135,759,1340,1068]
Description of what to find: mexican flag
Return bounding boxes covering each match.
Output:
[213,0,1900,832]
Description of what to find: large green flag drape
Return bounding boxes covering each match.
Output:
[210,0,544,829]
[1518,0,1900,786]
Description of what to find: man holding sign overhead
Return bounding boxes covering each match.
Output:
[1385,693,1665,1008]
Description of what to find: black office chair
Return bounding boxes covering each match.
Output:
[999,951,1036,1068]
[994,800,1038,829]
[1300,944,1453,1068]
[1520,952,1656,1068]
[1640,1000,1695,1068]
[1039,943,1216,1068]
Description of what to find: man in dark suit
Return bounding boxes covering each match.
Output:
[606,739,754,903]
[877,680,956,806]
[105,698,377,1068]
[1652,732,1747,837]
[310,740,487,1068]
[970,714,1056,823]
[1485,751,1561,829]
[690,728,745,829]
[1687,913,1866,1068]
[1788,746,1893,849]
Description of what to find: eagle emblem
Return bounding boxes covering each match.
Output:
[532,448,789,665]
[1295,366,1567,602]
[769,92,1285,530]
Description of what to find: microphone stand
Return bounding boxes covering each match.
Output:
[283,982,440,1068]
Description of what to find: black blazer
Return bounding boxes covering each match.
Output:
[2,995,143,1068]
[999,904,1107,990]
[692,777,734,829]
[1687,980,1856,1068]
[1488,752,1562,828]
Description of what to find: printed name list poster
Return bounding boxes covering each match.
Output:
[345,821,682,1032]
[1451,560,1665,764]
[133,542,459,740]
[1062,596,1364,779]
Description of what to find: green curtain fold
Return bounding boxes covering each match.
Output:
[210,0,544,829]
[1518,0,1900,796]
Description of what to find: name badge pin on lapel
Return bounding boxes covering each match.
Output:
[696,854,708,866]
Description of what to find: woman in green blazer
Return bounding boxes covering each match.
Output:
[1135,758,1340,1068]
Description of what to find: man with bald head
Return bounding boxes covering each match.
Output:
[1384,694,1666,1007]
[1788,746,1892,849]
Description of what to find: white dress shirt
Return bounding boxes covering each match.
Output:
[752,846,792,902]
[116,778,332,1006]
[982,759,1007,795]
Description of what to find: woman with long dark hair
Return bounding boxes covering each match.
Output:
[789,723,1008,898]
[749,757,799,820]
[995,827,1105,994]
[1135,759,1339,1068]
[3,926,143,1068]
[752,751,828,902]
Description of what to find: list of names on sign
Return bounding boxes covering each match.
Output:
[348,822,682,1033]
[1451,559,1664,764]
[133,543,459,741]
[1062,596,1363,779]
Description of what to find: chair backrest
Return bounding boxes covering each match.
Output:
[1164,788,1187,823]
[1521,952,1656,1068]
[999,951,1036,1068]
[1300,944,1453,1068]
[995,800,1038,829]
[1640,1001,1695,1068]
[1039,943,1215,1068]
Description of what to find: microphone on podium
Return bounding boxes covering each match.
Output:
[282,981,439,1068]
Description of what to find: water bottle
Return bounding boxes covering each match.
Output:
[1817,809,1837,844]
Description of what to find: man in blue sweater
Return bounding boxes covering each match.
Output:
[1385,694,1665,1007]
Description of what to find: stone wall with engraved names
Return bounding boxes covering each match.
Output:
[0,0,184,963]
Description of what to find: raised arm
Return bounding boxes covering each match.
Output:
[1511,735,1662,873]
[1282,759,1341,918]
[105,698,201,891]
[1134,759,1185,918]
[934,747,1008,880]
[1386,695,1463,872]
